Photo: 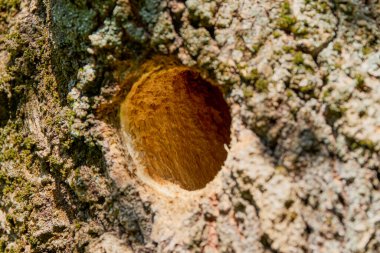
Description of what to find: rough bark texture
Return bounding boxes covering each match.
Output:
[1,0,380,252]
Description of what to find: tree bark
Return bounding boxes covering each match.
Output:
[0,0,380,252]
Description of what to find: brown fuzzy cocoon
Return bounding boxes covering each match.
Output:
[120,66,231,190]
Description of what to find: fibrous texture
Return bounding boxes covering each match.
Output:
[120,67,231,190]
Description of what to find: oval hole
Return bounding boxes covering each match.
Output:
[120,66,231,191]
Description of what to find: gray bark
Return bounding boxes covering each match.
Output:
[0,0,380,252]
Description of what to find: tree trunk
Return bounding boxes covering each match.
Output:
[1,0,379,252]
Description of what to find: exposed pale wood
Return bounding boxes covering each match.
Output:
[120,67,231,190]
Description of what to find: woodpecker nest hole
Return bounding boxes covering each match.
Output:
[120,66,231,191]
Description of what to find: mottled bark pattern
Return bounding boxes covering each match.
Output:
[0,0,379,252]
